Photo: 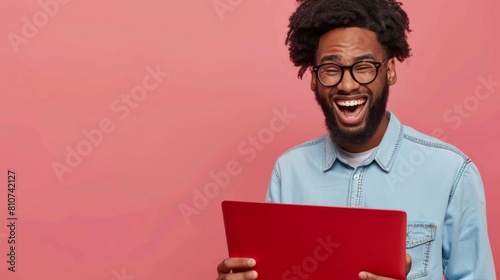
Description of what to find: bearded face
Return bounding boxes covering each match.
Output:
[311,27,397,151]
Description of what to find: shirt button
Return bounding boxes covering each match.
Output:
[353,174,360,180]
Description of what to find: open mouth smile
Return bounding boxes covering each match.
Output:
[332,96,368,125]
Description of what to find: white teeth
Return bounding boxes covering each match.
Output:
[336,99,366,107]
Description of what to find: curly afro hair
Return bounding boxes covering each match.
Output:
[286,0,412,78]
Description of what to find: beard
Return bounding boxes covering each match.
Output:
[314,81,389,148]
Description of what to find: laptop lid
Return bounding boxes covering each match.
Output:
[222,200,407,279]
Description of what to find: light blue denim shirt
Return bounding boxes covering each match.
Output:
[265,112,495,279]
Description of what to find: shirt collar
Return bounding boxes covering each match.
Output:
[323,111,404,172]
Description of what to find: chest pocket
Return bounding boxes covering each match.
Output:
[405,223,437,280]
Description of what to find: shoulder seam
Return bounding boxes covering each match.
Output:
[402,134,468,161]
[279,136,326,158]
[449,159,473,203]
[402,133,473,203]
[273,162,282,185]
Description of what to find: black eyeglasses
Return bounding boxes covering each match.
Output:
[312,58,389,87]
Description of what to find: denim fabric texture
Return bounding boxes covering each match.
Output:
[265,112,496,279]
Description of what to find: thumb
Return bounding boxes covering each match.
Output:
[405,254,412,276]
[358,271,377,280]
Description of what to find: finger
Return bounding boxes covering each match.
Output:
[358,271,397,280]
[405,254,412,275]
[217,258,256,273]
[358,254,411,280]
[217,270,258,280]
[358,271,376,279]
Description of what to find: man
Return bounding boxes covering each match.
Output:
[217,0,496,279]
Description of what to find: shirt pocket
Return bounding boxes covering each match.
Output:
[405,222,437,280]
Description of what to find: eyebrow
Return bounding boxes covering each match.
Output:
[319,54,377,64]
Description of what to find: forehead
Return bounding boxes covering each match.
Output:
[315,27,385,63]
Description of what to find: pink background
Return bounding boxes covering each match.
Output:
[0,0,499,279]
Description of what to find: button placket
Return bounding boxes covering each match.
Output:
[348,168,364,207]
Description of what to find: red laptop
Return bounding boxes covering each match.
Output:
[222,200,407,279]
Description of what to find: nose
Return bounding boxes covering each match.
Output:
[336,68,360,93]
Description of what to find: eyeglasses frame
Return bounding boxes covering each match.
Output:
[312,57,390,87]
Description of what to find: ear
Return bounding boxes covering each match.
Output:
[387,58,397,86]
[310,68,318,91]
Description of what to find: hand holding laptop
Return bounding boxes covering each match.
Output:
[218,201,412,280]
[216,255,412,280]
[216,258,258,280]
